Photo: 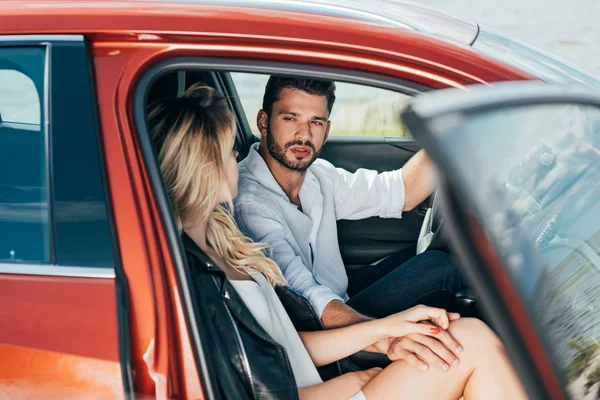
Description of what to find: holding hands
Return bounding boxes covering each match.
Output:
[372,305,463,372]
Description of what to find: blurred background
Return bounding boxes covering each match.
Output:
[419,0,600,76]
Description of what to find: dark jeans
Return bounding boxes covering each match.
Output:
[346,249,465,318]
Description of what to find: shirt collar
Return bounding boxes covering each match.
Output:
[242,143,288,199]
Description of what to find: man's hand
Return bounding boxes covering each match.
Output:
[365,309,462,372]
[387,330,463,372]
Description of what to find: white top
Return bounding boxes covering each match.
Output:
[235,143,406,318]
[229,273,368,400]
[229,272,323,388]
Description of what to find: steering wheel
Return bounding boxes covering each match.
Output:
[416,191,478,312]
[416,189,445,254]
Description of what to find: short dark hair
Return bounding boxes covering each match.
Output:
[261,76,336,117]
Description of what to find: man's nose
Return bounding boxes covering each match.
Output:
[295,121,312,141]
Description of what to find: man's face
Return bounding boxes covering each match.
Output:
[258,88,331,173]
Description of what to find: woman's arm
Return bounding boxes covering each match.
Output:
[299,319,386,367]
[298,368,381,400]
[300,305,456,367]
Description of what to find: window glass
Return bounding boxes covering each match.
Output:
[0,47,48,263]
[438,103,600,399]
[231,72,413,137]
[0,69,41,124]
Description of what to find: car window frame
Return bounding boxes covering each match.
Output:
[0,35,118,275]
[132,57,491,400]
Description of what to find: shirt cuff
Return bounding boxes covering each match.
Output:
[305,287,345,319]
[380,168,405,218]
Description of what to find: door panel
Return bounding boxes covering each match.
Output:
[0,36,127,398]
[0,344,122,399]
[0,275,123,399]
[320,137,426,271]
[401,82,600,399]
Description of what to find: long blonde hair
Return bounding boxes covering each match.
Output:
[148,84,285,286]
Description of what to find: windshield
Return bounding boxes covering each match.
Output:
[474,26,600,87]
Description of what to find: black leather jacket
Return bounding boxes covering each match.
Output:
[182,233,342,399]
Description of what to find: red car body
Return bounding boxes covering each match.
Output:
[0,1,565,398]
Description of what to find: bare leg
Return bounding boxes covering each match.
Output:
[361,318,527,400]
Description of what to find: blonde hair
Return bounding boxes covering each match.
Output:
[148,84,286,286]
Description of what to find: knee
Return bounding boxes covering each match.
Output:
[421,250,464,283]
[448,317,503,351]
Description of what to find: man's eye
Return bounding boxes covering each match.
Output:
[283,116,294,121]
[312,121,323,126]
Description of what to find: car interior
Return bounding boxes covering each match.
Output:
[146,69,443,267]
[143,67,479,370]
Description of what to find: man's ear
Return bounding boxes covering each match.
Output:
[257,110,268,138]
[324,120,331,143]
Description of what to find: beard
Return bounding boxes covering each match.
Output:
[266,125,321,173]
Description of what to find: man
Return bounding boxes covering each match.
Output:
[234,76,466,371]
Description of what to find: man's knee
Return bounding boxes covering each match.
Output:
[418,250,458,269]
[419,250,464,285]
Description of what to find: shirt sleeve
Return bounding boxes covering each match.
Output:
[235,201,344,318]
[320,160,405,220]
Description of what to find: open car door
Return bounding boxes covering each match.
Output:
[402,82,600,400]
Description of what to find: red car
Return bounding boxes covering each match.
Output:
[1,1,598,399]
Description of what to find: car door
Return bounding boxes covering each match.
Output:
[401,82,600,400]
[226,71,430,271]
[0,36,131,398]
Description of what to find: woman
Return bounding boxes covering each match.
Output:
[148,84,527,400]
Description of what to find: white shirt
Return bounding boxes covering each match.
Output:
[234,143,405,318]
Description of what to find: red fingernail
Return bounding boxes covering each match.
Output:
[430,327,440,334]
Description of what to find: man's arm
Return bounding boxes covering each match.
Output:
[320,300,372,328]
[400,149,436,211]
[316,150,435,220]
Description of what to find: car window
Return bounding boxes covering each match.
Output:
[437,103,600,399]
[0,69,41,124]
[230,72,413,137]
[0,47,48,264]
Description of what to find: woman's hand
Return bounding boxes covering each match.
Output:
[378,305,459,337]
[347,367,383,388]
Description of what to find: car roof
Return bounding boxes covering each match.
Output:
[156,0,479,46]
